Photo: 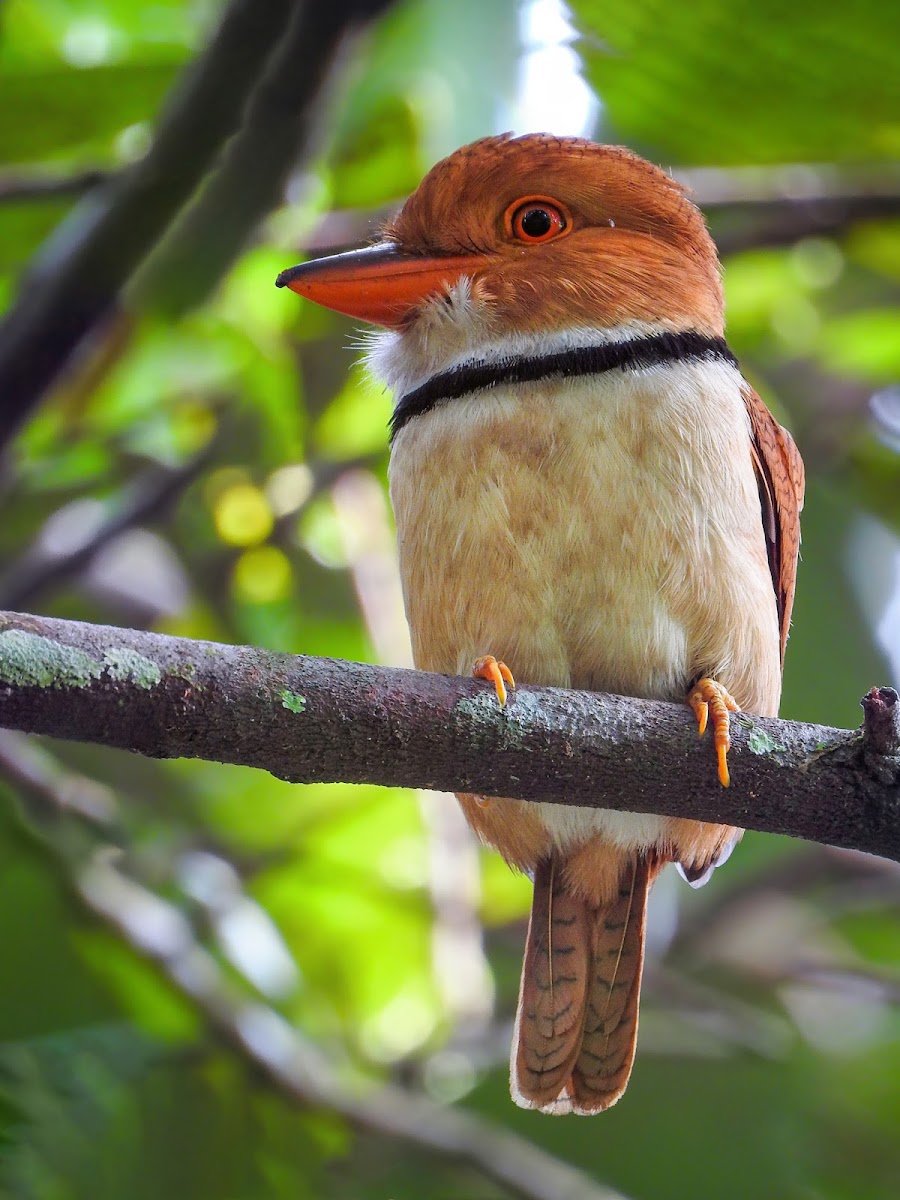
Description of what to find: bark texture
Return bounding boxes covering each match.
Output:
[0,610,898,861]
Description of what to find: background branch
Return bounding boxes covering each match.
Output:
[682,161,900,252]
[0,0,394,453]
[0,170,109,203]
[0,0,295,451]
[0,434,220,611]
[0,729,625,1200]
[130,0,395,316]
[298,164,900,258]
[0,610,897,861]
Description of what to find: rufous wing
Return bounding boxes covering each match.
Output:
[743,384,805,663]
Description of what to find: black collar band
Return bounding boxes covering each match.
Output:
[389,329,738,443]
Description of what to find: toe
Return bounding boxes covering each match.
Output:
[473,655,515,707]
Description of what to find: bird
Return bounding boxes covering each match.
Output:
[276,133,804,1114]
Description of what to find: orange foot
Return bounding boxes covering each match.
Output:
[688,677,739,788]
[473,654,515,707]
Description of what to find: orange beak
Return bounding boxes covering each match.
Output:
[275,243,478,328]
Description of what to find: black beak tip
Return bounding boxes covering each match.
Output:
[275,264,303,289]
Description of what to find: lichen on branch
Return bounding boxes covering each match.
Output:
[0,609,898,862]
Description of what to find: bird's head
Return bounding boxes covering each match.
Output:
[277,134,724,389]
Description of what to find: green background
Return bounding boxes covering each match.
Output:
[1,1,899,1197]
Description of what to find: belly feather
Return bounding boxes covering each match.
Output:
[388,365,780,853]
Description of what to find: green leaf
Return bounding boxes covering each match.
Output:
[815,309,900,379]
[0,63,182,163]
[572,0,900,164]
[0,198,74,274]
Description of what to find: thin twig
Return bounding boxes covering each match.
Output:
[0,729,118,829]
[684,161,900,254]
[0,170,109,204]
[0,610,898,860]
[0,436,220,610]
[680,160,900,203]
[296,164,900,260]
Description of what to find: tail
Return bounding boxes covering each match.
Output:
[511,852,659,1115]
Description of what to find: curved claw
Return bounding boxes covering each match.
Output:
[473,655,515,707]
[689,678,739,787]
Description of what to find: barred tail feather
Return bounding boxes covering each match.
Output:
[511,852,658,1115]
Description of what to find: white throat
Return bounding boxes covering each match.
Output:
[363,281,688,398]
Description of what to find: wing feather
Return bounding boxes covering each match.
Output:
[743,385,805,664]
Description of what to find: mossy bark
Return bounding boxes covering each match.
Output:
[0,609,898,861]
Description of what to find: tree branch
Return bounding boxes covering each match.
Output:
[0,610,898,861]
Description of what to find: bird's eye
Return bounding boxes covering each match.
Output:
[506,197,568,244]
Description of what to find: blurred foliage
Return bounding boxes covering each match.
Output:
[577,0,900,164]
[1,1,900,1199]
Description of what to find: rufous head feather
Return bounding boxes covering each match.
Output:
[278,133,724,339]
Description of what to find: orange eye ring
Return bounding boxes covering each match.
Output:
[505,196,569,244]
